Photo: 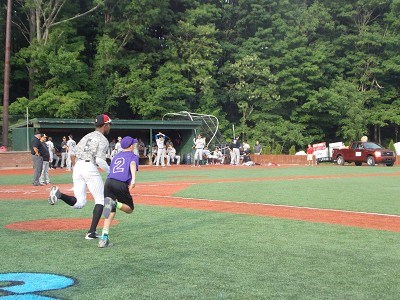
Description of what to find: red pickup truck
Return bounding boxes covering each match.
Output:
[332,141,396,166]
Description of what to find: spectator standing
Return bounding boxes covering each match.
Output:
[39,134,51,185]
[66,134,76,171]
[155,132,168,167]
[31,131,44,186]
[254,141,262,155]
[307,144,315,166]
[193,134,206,167]
[48,114,112,240]
[242,141,250,153]
[99,136,139,248]
[229,137,241,165]
[60,136,67,168]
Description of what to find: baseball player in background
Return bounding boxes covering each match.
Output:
[48,114,112,240]
[114,136,122,154]
[229,137,241,165]
[154,132,168,167]
[46,136,55,169]
[98,136,139,248]
[166,144,180,166]
[193,134,206,167]
[65,134,76,171]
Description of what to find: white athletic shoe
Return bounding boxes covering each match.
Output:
[48,186,61,205]
[103,197,116,219]
[98,236,111,248]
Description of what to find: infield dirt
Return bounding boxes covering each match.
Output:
[1,166,400,232]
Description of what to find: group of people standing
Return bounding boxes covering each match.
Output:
[30,131,48,186]
[190,134,263,166]
[30,132,76,186]
[226,137,262,166]
[152,132,181,167]
[60,135,77,171]
[30,133,77,182]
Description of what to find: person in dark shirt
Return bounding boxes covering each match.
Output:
[99,136,139,248]
[229,137,241,165]
[242,149,255,166]
[60,136,67,168]
[30,131,44,186]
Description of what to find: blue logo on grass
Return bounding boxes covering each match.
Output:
[0,273,75,299]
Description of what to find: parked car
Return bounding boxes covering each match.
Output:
[332,142,396,166]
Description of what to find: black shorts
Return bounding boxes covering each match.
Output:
[104,178,134,210]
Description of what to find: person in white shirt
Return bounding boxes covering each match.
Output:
[167,144,180,165]
[202,146,211,165]
[133,139,139,156]
[66,134,76,171]
[48,114,112,240]
[46,137,56,168]
[155,132,168,167]
[242,141,250,153]
[114,136,122,154]
[193,134,206,167]
[210,147,224,164]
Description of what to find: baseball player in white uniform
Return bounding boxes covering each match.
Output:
[46,137,55,168]
[193,134,206,167]
[166,144,180,165]
[114,136,122,154]
[65,134,76,171]
[48,114,112,240]
[155,132,168,167]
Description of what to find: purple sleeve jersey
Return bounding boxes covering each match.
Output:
[107,151,139,184]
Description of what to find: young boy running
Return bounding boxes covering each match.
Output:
[99,136,139,248]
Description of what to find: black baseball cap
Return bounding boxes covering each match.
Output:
[95,114,112,126]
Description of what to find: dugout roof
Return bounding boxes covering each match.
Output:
[10,118,202,152]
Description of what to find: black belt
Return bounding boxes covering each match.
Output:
[85,160,91,162]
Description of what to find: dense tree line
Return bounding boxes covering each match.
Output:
[1,0,400,151]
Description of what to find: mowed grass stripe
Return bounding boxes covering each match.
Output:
[173,175,400,215]
[1,201,400,299]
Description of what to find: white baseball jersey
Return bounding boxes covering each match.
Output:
[193,137,206,149]
[114,141,122,153]
[46,140,55,161]
[72,131,109,208]
[156,137,165,149]
[67,139,76,155]
[193,137,206,161]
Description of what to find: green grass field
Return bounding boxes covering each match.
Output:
[1,165,400,299]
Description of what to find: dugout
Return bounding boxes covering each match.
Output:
[10,118,202,163]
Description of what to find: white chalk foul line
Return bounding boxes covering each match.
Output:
[133,193,400,219]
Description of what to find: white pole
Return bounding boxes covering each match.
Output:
[232,124,235,139]
[26,107,29,151]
